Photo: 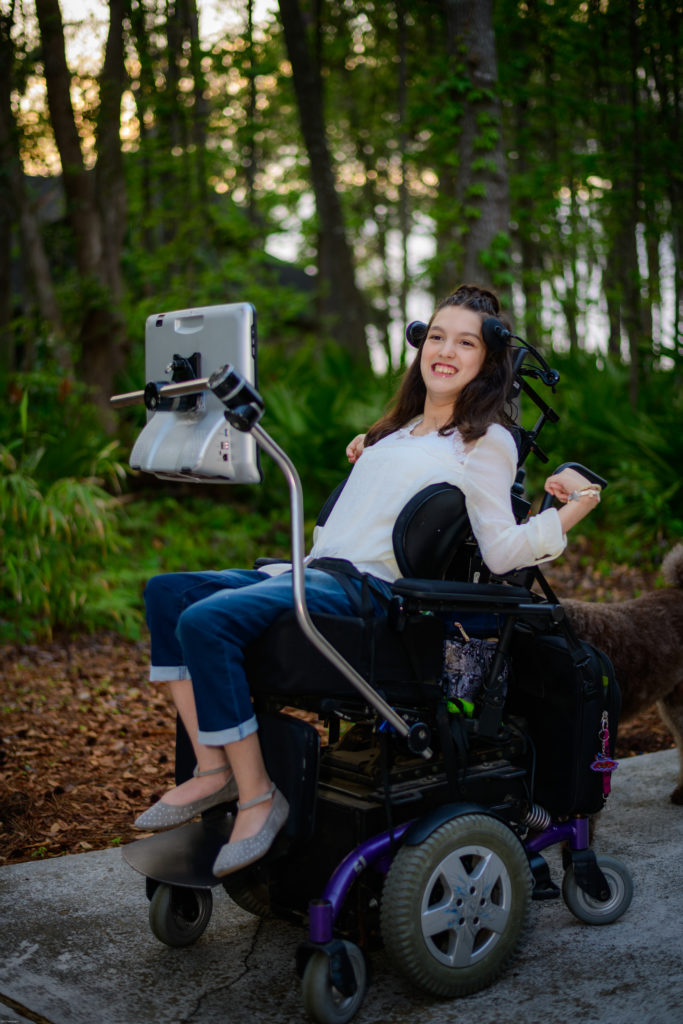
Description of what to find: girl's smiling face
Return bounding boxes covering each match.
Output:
[419,305,487,403]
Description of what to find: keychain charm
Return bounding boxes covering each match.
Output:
[590,711,619,795]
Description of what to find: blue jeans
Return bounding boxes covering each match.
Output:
[145,568,391,746]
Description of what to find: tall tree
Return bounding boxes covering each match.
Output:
[277,0,369,363]
[434,0,511,295]
[34,0,128,414]
[0,1,66,372]
[95,0,128,304]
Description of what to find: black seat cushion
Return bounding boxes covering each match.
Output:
[246,610,444,701]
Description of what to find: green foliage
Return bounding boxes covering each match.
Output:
[1,372,128,490]
[0,376,128,641]
[0,444,122,642]
[97,494,294,641]
[522,351,683,564]
[0,346,392,642]
[255,341,394,515]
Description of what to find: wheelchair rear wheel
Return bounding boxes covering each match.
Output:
[222,872,271,918]
[380,813,532,997]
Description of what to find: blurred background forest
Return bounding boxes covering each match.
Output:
[1,0,682,643]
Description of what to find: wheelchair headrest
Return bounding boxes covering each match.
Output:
[405,317,510,352]
[392,483,471,580]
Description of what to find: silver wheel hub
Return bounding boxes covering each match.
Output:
[420,844,512,967]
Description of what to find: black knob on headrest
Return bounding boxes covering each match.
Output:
[481,317,511,352]
[406,321,428,348]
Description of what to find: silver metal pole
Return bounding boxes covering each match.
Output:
[252,423,430,754]
[110,377,212,408]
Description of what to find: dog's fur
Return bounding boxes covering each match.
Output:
[561,544,683,804]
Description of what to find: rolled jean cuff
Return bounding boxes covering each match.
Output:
[197,715,259,747]
[149,665,191,682]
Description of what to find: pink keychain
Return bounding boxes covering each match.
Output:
[590,711,619,795]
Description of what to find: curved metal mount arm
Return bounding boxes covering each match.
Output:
[251,422,431,757]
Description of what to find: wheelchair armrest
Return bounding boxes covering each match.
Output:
[391,578,566,624]
[391,578,533,605]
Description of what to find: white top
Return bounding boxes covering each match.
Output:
[303,420,566,582]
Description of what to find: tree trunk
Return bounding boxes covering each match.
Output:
[95,0,128,304]
[439,0,510,294]
[0,2,67,371]
[35,0,127,419]
[128,0,157,261]
[185,0,209,212]
[35,0,103,278]
[397,0,410,367]
[277,0,369,363]
[0,3,19,372]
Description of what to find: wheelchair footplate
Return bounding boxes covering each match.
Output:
[122,807,234,888]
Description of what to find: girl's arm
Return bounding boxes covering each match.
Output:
[464,427,600,576]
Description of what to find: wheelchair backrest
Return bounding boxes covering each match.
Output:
[392,472,532,582]
[392,483,472,580]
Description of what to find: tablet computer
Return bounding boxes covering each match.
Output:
[129,302,261,483]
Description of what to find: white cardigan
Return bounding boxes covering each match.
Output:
[305,420,565,582]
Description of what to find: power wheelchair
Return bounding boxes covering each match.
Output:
[112,313,632,1024]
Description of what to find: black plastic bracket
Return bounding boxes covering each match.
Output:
[295,939,359,997]
[528,852,561,900]
[562,846,611,901]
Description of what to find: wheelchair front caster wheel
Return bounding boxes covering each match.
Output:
[148,883,213,947]
[301,940,367,1024]
[562,855,633,925]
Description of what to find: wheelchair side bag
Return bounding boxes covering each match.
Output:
[505,626,621,817]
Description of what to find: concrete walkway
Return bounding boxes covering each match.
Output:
[1,749,682,1024]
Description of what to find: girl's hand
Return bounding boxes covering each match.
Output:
[545,466,602,536]
[346,434,366,464]
[544,467,599,504]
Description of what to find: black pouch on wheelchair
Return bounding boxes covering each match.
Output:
[505,625,620,817]
[440,622,508,717]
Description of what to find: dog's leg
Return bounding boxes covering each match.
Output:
[656,683,683,805]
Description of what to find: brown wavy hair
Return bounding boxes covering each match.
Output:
[364,284,515,447]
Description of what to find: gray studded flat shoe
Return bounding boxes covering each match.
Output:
[212,784,289,877]
[134,764,238,831]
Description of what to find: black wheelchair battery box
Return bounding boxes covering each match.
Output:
[505,626,621,817]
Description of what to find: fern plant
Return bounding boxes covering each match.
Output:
[0,441,125,641]
[0,379,128,640]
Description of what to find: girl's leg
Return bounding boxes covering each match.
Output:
[178,568,366,747]
[221,731,272,844]
[136,569,269,825]
[176,569,372,871]
[145,569,269,683]
[158,679,231,806]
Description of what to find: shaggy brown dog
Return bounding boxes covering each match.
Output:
[562,543,683,804]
